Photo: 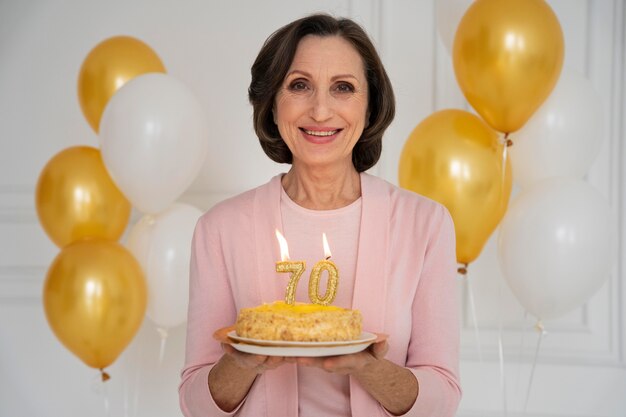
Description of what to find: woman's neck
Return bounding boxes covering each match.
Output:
[281,163,361,210]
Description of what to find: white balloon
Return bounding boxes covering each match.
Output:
[127,203,203,328]
[497,178,611,320]
[436,0,474,53]
[509,72,603,188]
[99,73,209,214]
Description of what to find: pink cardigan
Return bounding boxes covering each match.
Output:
[179,173,461,417]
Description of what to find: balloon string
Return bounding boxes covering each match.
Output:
[123,376,129,417]
[132,338,144,417]
[497,275,508,416]
[121,329,145,417]
[501,134,509,194]
[498,331,508,416]
[157,327,169,368]
[524,320,547,414]
[460,265,483,362]
[514,311,529,401]
[101,371,111,417]
[499,132,511,214]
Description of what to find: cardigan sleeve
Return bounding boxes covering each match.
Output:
[178,214,246,417]
[396,205,462,417]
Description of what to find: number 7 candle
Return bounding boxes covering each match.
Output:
[275,229,305,305]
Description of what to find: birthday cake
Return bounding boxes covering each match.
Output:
[235,301,362,342]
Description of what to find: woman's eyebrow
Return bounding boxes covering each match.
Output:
[285,69,360,82]
[285,69,311,78]
[331,74,359,82]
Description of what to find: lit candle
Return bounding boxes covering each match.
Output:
[309,233,339,306]
[275,229,305,305]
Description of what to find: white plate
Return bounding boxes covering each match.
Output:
[227,331,377,357]
[227,331,376,347]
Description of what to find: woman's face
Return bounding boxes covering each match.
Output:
[274,35,369,170]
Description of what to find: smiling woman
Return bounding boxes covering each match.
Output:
[248,14,395,175]
[274,36,369,175]
[179,13,461,417]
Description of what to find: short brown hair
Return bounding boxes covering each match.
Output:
[248,14,395,172]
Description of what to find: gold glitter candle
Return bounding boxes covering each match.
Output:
[309,233,339,305]
[308,259,339,305]
[276,260,306,305]
[275,229,306,305]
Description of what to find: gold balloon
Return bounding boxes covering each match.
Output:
[43,239,147,370]
[36,146,131,247]
[78,36,166,132]
[453,0,564,133]
[399,110,512,264]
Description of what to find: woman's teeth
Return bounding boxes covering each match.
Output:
[302,129,338,137]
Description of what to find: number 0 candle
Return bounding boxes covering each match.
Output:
[309,233,339,305]
[275,229,305,305]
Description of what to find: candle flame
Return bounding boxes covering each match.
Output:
[322,233,332,259]
[275,229,290,261]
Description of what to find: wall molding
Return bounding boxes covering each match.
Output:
[460,347,626,369]
[616,0,626,365]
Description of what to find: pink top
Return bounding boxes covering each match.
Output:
[179,173,461,417]
[280,184,361,416]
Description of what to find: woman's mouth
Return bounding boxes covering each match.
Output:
[299,127,342,144]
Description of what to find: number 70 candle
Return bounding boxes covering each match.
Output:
[275,230,339,306]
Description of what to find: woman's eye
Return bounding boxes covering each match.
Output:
[335,82,355,93]
[288,80,308,91]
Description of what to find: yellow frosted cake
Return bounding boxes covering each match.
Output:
[235,301,362,342]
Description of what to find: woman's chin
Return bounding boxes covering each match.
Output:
[293,155,354,172]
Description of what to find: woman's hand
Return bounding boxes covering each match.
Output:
[208,344,295,412]
[294,340,388,375]
[298,340,417,415]
[222,343,295,374]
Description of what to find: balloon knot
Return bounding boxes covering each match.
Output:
[502,132,513,147]
[100,368,111,382]
[534,320,547,335]
[156,327,169,339]
[457,263,469,275]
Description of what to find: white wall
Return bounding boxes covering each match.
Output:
[1,1,624,416]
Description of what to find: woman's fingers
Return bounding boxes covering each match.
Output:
[369,340,389,359]
[222,343,290,373]
[296,352,369,374]
[222,341,389,375]
[296,341,389,374]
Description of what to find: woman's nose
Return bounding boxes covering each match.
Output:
[309,90,333,122]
